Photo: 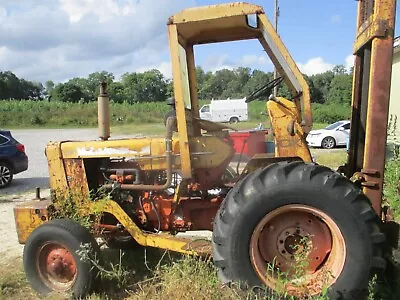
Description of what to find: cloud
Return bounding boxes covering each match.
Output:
[330,14,342,24]
[202,54,272,73]
[345,54,355,72]
[298,57,334,76]
[136,61,172,79]
[0,0,194,82]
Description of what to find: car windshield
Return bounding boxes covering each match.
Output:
[325,121,344,130]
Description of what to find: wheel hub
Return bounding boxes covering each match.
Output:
[37,243,77,290]
[250,205,346,296]
[0,166,11,185]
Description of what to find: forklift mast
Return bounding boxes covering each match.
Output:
[347,0,397,216]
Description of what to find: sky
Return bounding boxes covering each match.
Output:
[0,0,399,83]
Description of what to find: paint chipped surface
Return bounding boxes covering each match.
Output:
[77,147,144,156]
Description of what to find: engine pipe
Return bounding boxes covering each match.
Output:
[102,117,176,191]
[98,81,110,141]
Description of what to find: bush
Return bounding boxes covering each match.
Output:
[312,103,351,123]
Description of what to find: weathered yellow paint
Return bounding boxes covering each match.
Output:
[267,97,312,162]
[13,200,51,244]
[353,14,389,53]
[257,15,312,134]
[85,199,210,255]
[168,24,193,179]
[46,135,232,192]
[170,2,263,24]
[46,142,69,198]
[168,2,312,135]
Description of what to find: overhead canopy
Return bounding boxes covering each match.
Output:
[168,3,263,45]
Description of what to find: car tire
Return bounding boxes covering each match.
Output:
[0,161,13,188]
[212,161,385,299]
[321,136,336,149]
[23,219,100,298]
[229,117,239,124]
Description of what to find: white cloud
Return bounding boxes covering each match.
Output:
[240,55,271,66]
[330,14,342,24]
[203,54,272,73]
[136,61,172,79]
[345,54,355,72]
[60,0,136,23]
[0,0,194,82]
[298,57,334,76]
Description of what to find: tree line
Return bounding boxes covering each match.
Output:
[0,65,352,105]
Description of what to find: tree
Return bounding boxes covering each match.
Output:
[121,70,168,103]
[108,81,125,103]
[52,82,86,103]
[327,74,353,105]
[45,80,55,97]
[243,69,273,98]
[310,71,335,103]
[87,71,115,100]
[332,65,347,75]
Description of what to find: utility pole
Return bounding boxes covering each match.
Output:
[273,0,280,97]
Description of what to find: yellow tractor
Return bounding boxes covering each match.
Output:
[13,1,397,299]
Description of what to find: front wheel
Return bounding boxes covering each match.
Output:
[23,219,100,298]
[229,117,239,124]
[212,161,385,299]
[321,136,336,149]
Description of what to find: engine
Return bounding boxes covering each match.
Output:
[98,158,232,233]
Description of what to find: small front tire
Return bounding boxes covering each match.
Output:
[23,219,100,298]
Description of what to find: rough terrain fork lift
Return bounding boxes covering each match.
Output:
[13,1,396,299]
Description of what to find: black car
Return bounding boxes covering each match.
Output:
[0,130,28,188]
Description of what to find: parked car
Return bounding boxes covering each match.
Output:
[306,120,350,149]
[0,130,28,188]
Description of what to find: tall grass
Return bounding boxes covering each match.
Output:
[0,100,170,128]
[0,99,340,129]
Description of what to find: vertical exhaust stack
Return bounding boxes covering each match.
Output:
[98,81,110,141]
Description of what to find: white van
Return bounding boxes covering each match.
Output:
[199,98,248,123]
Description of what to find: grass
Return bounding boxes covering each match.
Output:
[311,148,347,169]
[0,99,328,131]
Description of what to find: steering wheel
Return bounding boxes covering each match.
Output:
[245,77,284,103]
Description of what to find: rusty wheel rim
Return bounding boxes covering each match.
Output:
[250,204,346,296]
[36,242,78,291]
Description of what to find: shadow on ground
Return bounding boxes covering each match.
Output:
[1,177,49,197]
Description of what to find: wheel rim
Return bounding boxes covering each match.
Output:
[322,138,334,149]
[0,165,11,186]
[36,242,78,291]
[250,204,346,296]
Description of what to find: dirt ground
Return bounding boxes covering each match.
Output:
[0,189,50,264]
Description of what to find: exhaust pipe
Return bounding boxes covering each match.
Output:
[98,81,110,141]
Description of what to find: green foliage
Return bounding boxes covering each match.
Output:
[51,81,86,103]
[312,103,351,123]
[327,73,353,104]
[0,100,170,128]
[0,71,44,100]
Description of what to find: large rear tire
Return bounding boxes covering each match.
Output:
[23,219,100,298]
[212,161,385,299]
